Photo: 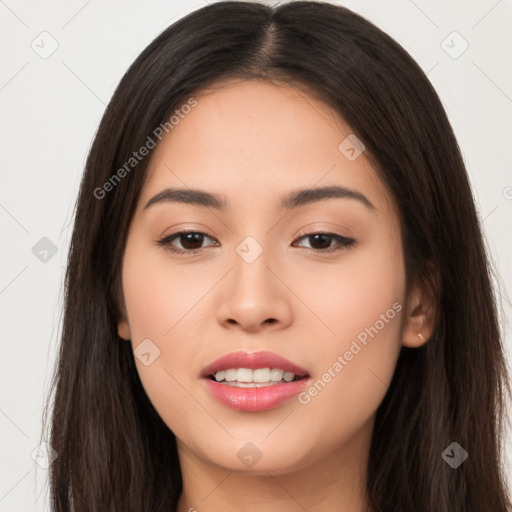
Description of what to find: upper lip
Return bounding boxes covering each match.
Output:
[201,350,310,378]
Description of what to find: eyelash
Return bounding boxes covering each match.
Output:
[156,230,355,256]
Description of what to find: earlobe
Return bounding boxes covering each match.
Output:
[116,286,131,340]
[402,273,437,348]
[117,302,131,340]
[404,330,428,348]
[118,317,131,340]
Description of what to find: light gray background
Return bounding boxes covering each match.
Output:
[1,0,511,510]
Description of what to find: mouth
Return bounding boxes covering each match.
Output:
[206,368,308,387]
[200,350,311,411]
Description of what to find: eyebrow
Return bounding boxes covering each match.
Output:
[143,185,375,212]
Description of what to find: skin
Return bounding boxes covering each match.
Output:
[117,79,435,512]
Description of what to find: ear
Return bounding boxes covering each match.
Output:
[402,268,437,348]
[116,290,131,340]
[118,314,131,341]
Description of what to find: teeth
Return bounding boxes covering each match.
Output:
[253,368,271,382]
[222,381,282,388]
[224,369,237,382]
[270,368,284,381]
[214,370,226,382]
[212,367,300,384]
[237,368,253,382]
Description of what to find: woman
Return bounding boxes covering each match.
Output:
[43,1,511,510]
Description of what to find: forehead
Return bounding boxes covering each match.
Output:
[138,79,392,216]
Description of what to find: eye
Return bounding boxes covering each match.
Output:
[156,230,219,255]
[156,230,355,255]
[292,232,355,253]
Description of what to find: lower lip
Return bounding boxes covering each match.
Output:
[202,377,310,412]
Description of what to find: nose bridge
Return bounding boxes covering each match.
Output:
[231,234,278,303]
[216,233,293,330]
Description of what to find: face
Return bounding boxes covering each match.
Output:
[117,79,425,475]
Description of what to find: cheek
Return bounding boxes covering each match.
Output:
[121,238,204,421]
[121,235,205,340]
[291,230,405,443]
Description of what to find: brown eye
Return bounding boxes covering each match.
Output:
[157,231,219,255]
[293,232,355,253]
[303,233,332,250]
[175,232,206,250]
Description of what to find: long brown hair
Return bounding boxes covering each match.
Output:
[43,1,511,510]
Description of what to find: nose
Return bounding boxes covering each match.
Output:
[216,248,293,333]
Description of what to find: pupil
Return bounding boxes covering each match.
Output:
[182,233,203,250]
[310,234,331,249]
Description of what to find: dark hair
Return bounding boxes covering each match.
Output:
[43,1,511,510]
